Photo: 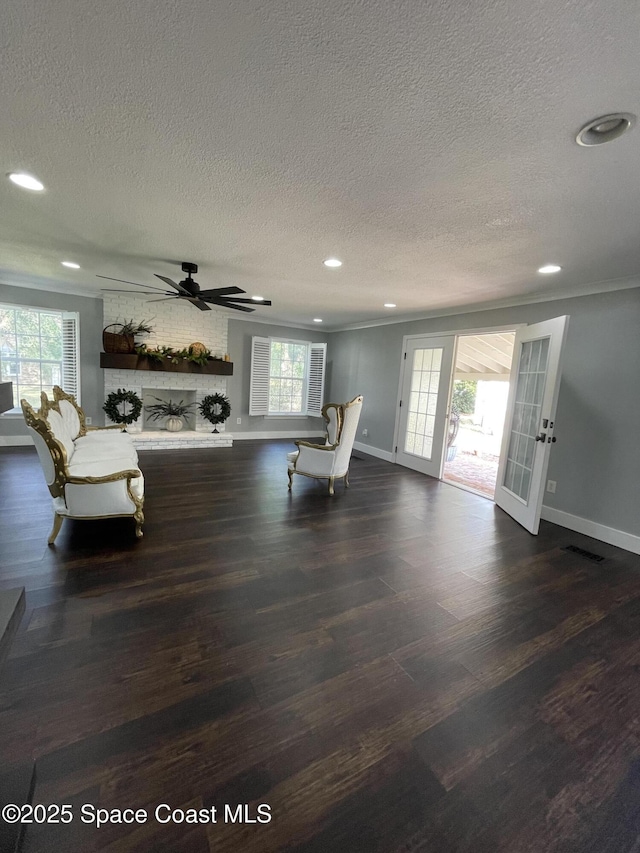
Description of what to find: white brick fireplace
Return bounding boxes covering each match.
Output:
[102,293,233,449]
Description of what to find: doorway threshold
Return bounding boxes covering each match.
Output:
[442,477,495,501]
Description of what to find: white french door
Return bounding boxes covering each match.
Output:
[495,316,569,534]
[395,336,456,478]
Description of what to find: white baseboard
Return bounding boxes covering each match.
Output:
[352,441,394,463]
[541,505,640,556]
[0,435,33,447]
[232,430,323,441]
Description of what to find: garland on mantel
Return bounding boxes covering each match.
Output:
[103,389,143,425]
[134,343,213,365]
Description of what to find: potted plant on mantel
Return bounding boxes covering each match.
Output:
[102,319,153,354]
[145,397,196,432]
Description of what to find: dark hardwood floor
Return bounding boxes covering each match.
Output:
[1,441,640,852]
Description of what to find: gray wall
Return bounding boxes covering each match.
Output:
[0,283,104,436]
[327,287,640,537]
[3,283,638,539]
[227,318,328,435]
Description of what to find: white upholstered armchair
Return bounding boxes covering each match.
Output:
[287,395,363,494]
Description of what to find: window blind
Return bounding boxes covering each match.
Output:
[305,342,326,417]
[62,312,81,403]
[249,336,271,415]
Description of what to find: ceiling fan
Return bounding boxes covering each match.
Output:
[98,261,272,313]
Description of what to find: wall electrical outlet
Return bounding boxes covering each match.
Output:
[546,479,556,494]
[236,417,241,425]
[362,428,368,437]
[86,417,92,425]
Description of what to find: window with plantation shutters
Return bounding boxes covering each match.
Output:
[305,342,326,417]
[0,304,80,410]
[249,336,327,416]
[249,336,271,415]
[62,312,81,403]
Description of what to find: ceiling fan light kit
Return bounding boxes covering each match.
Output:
[99,261,272,312]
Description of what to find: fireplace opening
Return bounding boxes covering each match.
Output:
[142,388,197,431]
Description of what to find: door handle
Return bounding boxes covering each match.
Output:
[535,433,546,442]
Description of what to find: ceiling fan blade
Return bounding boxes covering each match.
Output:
[154,274,191,295]
[188,298,211,311]
[198,286,246,297]
[96,275,168,293]
[148,294,210,310]
[201,296,255,312]
[101,288,174,295]
[214,297,272,306]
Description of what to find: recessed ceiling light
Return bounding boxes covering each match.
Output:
[538,264,561,274]
[61,261,80,269]
[323,258,342,268]
[576,113,635,146]
[251,295,264,302]
[313,318,323,323]
[384,303,397,308]
[8,172,45,191]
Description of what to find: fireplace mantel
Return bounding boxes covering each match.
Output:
[100,352,233,375]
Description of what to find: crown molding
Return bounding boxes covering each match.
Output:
[328,276,640,333]
[2,273,639,331]
[0,275,101,300]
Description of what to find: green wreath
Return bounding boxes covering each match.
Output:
[103,389,143,425]
[199,393,231,428]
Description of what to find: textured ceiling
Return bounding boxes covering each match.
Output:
[2,0,640,328]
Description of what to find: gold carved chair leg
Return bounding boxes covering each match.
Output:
[345,469,350,488]
[134,509,145,538]
[48,513,64,546]
[288,470,294,490]
[328,477,335,495]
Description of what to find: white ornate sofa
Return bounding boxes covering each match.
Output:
[21,386,144,544]
[287,395,363,494]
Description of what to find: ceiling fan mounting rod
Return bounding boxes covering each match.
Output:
[182,261,198,276]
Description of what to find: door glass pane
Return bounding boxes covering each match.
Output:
[502,337,549,501]
[404,347,443,459]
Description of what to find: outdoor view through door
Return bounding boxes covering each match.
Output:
[395,319,568,535]
[442,332,516,498]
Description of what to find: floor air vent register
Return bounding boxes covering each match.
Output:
[562,544,605,563]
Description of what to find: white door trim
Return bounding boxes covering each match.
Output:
[401,324,523,343]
